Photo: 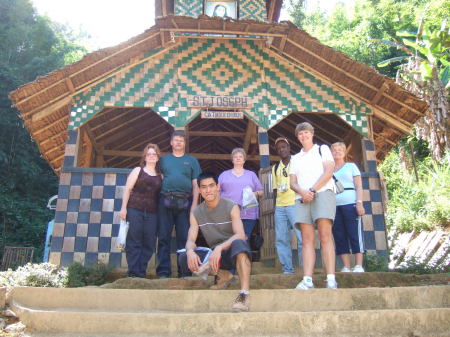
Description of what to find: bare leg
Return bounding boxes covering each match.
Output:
[317,218,335,275]
[236,252,251,291]
[340,253,351,269]
[300,223,316,277]
[355,252,363,266]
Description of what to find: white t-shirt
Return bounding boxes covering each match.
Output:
[334,162,361,206]
[290,144,335,199]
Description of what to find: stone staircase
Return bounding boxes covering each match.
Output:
[8,274,450,337]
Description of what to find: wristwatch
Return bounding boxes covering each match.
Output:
[309,187,316,194]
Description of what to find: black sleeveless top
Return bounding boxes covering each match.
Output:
[128,168,161,212]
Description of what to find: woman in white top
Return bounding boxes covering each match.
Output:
[289,122,337,290]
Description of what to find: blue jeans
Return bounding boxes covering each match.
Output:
[333,203,365,255]
[156,195,190,277]
[275,205,303,273]
[242,219,257,241]
[125,208,157,278]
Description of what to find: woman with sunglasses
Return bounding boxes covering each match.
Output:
[272,137,303,275]
[119,143,162,278]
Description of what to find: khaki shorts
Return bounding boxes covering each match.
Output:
[294,190,336,227]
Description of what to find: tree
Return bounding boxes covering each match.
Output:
[288,0,449,77]
[378,22,449,160]
[0,0,86,261]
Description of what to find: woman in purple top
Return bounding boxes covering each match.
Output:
[218,148,263,240]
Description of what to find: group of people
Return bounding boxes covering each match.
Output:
[272,122,365,293]
[119,122,366,312]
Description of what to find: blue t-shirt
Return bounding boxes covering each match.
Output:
[160,154,201,193]
[334,162,361,206]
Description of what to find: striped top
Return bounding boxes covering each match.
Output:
[193,197,236,249]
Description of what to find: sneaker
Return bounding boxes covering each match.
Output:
[340,267,352,273]
[283,271,295,275]
[352,265,365,273]
[295,279,315,290]
[326,279,338,289]
[210,269,234,290]
[232,293,250,312]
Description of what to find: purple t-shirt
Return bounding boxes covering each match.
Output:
[218,169,263,220]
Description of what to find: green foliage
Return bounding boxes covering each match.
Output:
[397,256,450,274]
[288,0,450,78]
[0,0,86,261]
[67,262,110,288]
[377,24,450,87]
[364,254,389,272]
[379,141,450,233]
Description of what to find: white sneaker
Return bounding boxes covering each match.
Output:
[295,279,315,290]
[340,267,352,272]
[352,265,365,273]
[326,279,338,289]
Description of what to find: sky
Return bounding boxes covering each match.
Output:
[32,0,353,50]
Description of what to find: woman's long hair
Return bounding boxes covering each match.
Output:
[139,143,162,175]
[212,4,227,17]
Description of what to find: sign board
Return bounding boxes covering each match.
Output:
[188,95,252,109]
[201,111,244,119]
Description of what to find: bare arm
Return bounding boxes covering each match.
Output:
[185,212,201,271]
[119,167,141,220]
[353,175,365,216]
[208,205,246,272]
[311,160,335,191]
[191,179,199,210]
[290,174,314,203]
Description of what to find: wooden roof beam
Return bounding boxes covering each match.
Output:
[33,114,69,135]
[373,108,412,135]
[103,149,279,162]
[189,131,245,137]
[243,120,257,153]
[299,114,341,140]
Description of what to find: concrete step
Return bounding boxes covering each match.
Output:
[10,285,450,336]
[12,305,450,337]
[10,286,450,312]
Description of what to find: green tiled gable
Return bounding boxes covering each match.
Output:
[69,38,371,135]
[240,0,268,21]
[175,0,203,17]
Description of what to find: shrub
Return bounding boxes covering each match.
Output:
[0,263,67,290]
[396,256,450,274]
[363,254,389,272]
[67,262,110,287]
[380,149,450,233]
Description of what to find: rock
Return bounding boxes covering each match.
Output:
[1,309,17,317]
[0,317,6,330]
[4,321,26,333]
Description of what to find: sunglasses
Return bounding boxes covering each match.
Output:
[282,167,288,177]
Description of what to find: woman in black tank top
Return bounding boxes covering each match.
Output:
[119,143,162,278]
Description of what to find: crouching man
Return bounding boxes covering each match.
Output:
[178,172,252,312]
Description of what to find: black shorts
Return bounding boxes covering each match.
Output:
[178,239,251,274]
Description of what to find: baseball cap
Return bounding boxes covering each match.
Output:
[274,137,289,146]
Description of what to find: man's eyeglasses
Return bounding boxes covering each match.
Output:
[282,167,288,177]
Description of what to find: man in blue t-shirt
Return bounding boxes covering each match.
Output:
[157,130,201,278]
